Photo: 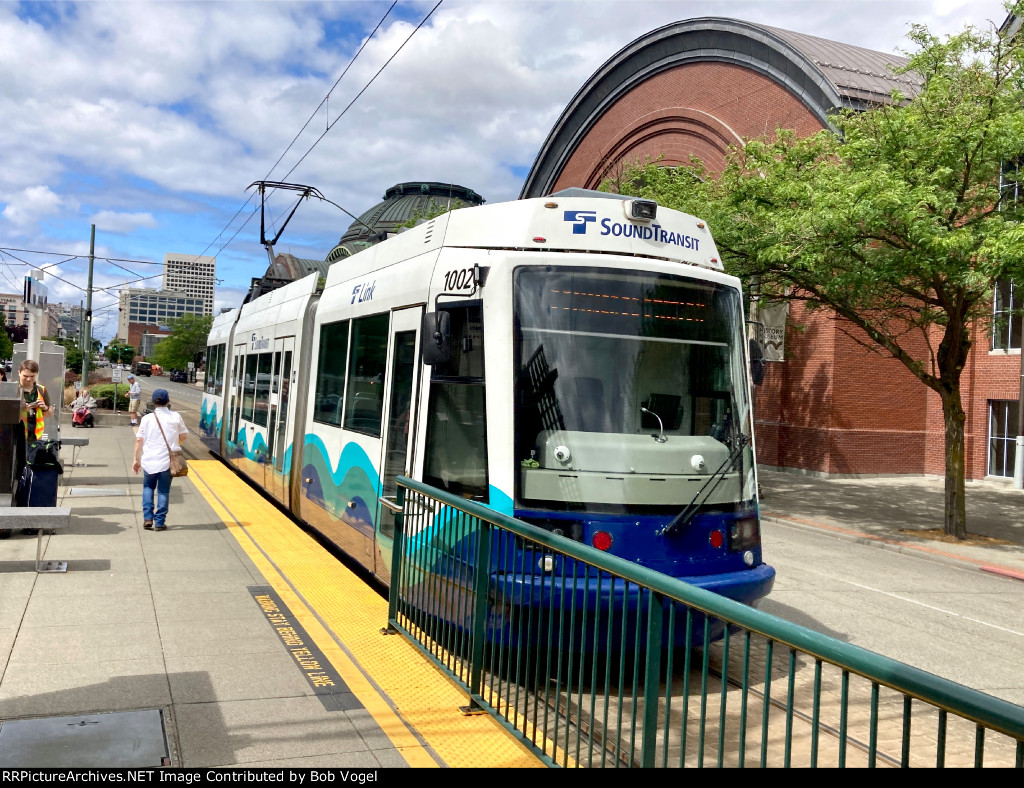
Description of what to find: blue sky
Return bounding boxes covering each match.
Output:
[0,0,1010,343]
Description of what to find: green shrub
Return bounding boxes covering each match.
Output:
[88,383,129,409]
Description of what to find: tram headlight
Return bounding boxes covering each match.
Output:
[538,554,555,573]
[729,517,761,551]
[624,199,657,222]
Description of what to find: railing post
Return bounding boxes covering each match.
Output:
[640,591,664,767]
[384,485,406,634]
[464,516,492,712]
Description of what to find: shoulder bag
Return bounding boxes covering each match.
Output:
[154,413,189,477]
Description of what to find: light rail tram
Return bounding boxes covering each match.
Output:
[200,189,775,646]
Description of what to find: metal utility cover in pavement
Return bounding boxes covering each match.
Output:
[0,709,170,767]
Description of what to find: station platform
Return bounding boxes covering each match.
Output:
[0,422,542,769]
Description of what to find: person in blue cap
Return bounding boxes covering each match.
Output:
[131,388,188,531]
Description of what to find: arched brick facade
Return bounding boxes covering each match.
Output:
[550,63,821,190]
[521,17,1022,481]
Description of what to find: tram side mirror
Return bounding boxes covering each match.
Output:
[749,338,765,386]
[422,311,452,366]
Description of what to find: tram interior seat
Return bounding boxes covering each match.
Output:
[315,394,342,424]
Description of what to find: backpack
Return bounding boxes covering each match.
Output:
[26,438,63,474]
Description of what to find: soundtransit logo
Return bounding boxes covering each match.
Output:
[564,210,597,234]
[563,208,702,251]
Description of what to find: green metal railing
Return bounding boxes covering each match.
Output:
[384,477,1024,768]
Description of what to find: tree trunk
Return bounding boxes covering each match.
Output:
[940,390,968,540]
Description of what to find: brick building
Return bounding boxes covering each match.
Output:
[520,17,1021,482]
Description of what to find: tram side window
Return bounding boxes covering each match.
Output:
[344,313,389,437]
[254,353,272,427]
[243,355,258,422]
[205,344,225,396]
[423,303,488,501]
[314,320,350,427]
[214,345,225,396]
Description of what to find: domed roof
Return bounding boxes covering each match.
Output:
[327,182,485,262]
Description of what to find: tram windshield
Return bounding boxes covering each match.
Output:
[514,266,754,511]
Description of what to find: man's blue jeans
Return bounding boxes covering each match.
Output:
[142,469,172,528]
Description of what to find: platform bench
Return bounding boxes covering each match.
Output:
[0,508,72,572]
[60,436,90,468]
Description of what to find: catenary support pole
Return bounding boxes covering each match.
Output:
[81,225,95,385]
[1014,350,1023,490]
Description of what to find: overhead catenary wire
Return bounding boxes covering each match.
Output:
[262,1,399,185]
[164,0,418,278]
[280,1,443,184]
[255,2,401,243]
[1,4,443,334]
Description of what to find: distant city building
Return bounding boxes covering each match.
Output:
[139,332,170,358]
[0,293,60,337]
[117,287,205,345]
[164,253,215,316]
[55,303,85,341]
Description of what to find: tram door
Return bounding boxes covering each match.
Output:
[267,338,294,505]
[375,307,422,563]
[228,345,246,454]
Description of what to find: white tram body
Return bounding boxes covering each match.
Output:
[202,192,774,604]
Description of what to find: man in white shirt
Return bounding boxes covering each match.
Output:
[131,388,188,531]
[127,373,142,427]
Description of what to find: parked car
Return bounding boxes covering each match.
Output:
[169,369,188,383]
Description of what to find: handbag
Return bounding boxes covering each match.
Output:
[154,413,189,478]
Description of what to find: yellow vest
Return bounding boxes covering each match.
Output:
[23,383,47,440]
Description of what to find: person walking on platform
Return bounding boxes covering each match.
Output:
[131,388,188,532]
[127,373,141,427]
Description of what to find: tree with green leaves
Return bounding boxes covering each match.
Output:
[613,11,1024,539]
[152,313,214,371]
[105,339,127,363]
[0,314,13,363]
[54,337,83,375]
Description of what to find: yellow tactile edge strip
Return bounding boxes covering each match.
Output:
[190,460,544,768]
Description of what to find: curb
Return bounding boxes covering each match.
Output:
[762,512,1024,582]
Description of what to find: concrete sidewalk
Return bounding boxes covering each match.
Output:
[0,422,412,768]
[758,468,1024,580]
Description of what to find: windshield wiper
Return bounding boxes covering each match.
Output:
[659,434,750,537]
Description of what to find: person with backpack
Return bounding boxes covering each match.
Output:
[13,359,58,533]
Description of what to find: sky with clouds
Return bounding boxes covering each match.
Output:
[0,0,1011,343]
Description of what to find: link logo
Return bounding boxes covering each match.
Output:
[564,210,597,234]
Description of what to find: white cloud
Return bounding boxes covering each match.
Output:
[2,185,63,226]
[0,0,1011,329]
[88,210,158,234]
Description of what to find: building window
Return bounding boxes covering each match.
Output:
[992,279,1021,351]
[988,400,1019,478]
